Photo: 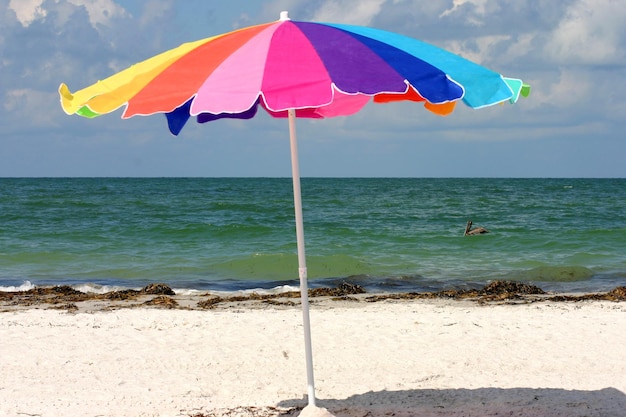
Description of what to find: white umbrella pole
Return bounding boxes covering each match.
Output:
[288,108,317,408]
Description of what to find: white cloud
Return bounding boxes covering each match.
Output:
[137,0,170,28]
[506,33,534,59]
[257,0,386,24]
[7,0,128,29]
[8,0,46,27]
[66,0,128,28]
[440,0,489,24]
[546,0,626,65]
[311,0,385,25]
[537,69,589,109]
[3,88,58,128]
[441,34,512,64]
[259,0,307,21]
[3,88,26,112]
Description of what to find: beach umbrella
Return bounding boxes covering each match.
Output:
[58,11,529,416]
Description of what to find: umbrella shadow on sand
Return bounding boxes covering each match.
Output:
[278,387,626,416]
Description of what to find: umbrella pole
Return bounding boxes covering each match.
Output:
[288,109,317,408]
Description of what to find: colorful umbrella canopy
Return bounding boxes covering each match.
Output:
[59,11,529,135]
[59,11,529,416]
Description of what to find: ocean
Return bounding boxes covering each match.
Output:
[1,177,625,294]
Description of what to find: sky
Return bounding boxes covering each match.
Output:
[1,0,625,178]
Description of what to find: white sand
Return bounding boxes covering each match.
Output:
[1,298,626,416]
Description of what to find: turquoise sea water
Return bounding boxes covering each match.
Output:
[1,178,625,294]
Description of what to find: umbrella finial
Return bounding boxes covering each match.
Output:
[279,11,290,21]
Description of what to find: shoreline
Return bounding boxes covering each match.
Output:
[1,280,625,313]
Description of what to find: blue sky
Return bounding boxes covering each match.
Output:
[1,0,625,177]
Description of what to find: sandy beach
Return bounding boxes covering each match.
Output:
[1,286,626,417]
